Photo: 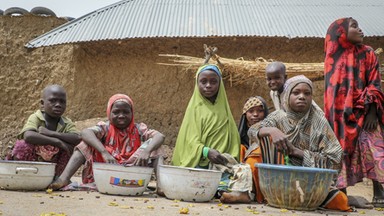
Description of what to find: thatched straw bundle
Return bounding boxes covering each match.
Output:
[158,54,325,85]
[159,46,383,85]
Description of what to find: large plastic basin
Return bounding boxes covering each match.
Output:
[256,164,337,210]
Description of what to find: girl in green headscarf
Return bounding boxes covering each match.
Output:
[171,64,240,168]
[171,64,251,203]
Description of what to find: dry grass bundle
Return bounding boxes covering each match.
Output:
[158,54,324,85]
[159,46,384,85]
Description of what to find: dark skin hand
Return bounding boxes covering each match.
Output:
[24,130,73,155]
[39,126,81,146]
[207,149,228,165]
[133,132,165,166]
[134,150,150,166]
[259,127,289,152]
[364,104,378,131]
[258,127,304,159]
[101,151,118,164]
[81,128,118,164]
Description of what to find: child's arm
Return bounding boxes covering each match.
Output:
[81,128,117,163]
[134,126,165,166]
[134,132,165,166]
[24,130,72,154]
[38,127,81,146]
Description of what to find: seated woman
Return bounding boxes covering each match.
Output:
[239,96,283,203]
[248,76,351,211]
[171,64,252,203]
[49,94,165,190]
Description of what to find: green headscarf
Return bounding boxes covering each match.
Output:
[171,64,240,167]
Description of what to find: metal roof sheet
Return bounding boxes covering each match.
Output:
[26,0,384,48]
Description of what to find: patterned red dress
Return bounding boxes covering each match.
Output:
[324,17,384,188]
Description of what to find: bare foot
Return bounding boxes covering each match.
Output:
[220,191,251,204]
[48,177,70,191]
[156,187,165,197]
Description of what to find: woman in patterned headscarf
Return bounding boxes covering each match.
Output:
[248,75,351,211]
[49,94,165,190]
[324,17,384,206]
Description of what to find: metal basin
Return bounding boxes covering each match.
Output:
[0,160,56,191]
[159,165,222,202]
[93,162,153,196]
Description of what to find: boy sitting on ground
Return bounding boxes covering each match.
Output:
[6,84,81,177]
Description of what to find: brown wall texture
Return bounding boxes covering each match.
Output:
[1,16,383,157]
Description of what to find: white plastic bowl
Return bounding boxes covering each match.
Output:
[93,162,153,196]
[0,160,56,191]
[158,165,222,202]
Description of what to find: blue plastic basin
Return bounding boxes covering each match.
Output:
[255,163,337,210]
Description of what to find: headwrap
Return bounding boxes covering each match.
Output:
[324,17,384,157]
[197,64,222,78]
[94,94,141,163]
[249,75,342,169]
[242,97,264,114]
[281,75,313,112]
[171,64,240,167]
[238,96,268,148]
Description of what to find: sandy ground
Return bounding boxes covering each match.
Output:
[0,177,383,216]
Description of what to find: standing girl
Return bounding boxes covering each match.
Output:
[324,17,384,206]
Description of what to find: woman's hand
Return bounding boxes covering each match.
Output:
[269,128,289,152]
[364,105,378,131]
[101,151,117,164]
[134,150,150,166]
[285,141,295,155]
[285,141,304,159]
[207,149,228,165]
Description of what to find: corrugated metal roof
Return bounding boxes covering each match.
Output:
[26,0,384,48]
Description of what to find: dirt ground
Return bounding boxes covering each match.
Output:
[0,177,383,216]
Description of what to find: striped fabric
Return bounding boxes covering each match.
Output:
[249,76,342,170]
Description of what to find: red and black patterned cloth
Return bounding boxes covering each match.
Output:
[324,17,384,157]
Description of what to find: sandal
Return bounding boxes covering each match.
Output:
[372,197,384,208]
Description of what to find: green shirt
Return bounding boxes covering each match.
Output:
[17,110,79,140]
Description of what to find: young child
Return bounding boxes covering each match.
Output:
[7,85,81,177]
[266,63,323,113]
[238,96,283,203]
[324,17,384,207]
[265,62,287,111]
[49,94,165,191]
[172,64,252,204]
